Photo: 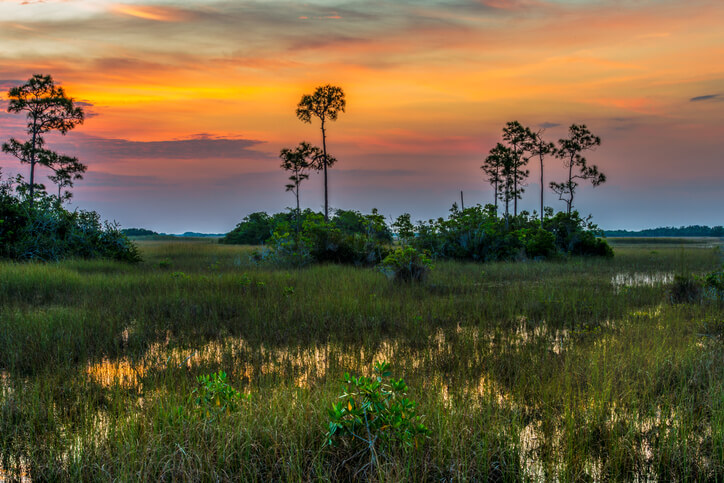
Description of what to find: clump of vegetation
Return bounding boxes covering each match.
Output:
[326,362,429,475]
[122,227,159,237]
[221,209,392,248]
[220,211,286,245]
[703,267,724,301]
[669,274,703,304]
[0,172,140,262]
[401,205,611,262]
[255,209,391,267]
[379,246,432,282]
[668,267,724,304]
[192,371,247,419]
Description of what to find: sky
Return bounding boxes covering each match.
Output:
[0,0,722,233]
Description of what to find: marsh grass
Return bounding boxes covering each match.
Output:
[1,240,722,480]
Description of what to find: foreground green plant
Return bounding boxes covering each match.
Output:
[192,371,247,419]
[326,362,429,475]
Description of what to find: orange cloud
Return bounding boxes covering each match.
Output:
[110,4,192,22]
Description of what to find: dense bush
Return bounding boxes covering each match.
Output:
[668,275,703,304]
[231,204,611,266]
[668,267,724,304]
[220,211,289,245]
[260,211,390,267]
[544,211,614,258]
[221,208,392,246]
[0,173,140,262]
[379,246,432,282]
[401,205,612,262]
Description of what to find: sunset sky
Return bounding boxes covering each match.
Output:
[0,0,722,233]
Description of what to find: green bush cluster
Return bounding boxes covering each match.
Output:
[669,266,724,304]
[0,173,140,262]
[220,208,392,247]
[404,204,612,262]
[226,204,611,267]
[256,209,392,267]
[379,246,432,283]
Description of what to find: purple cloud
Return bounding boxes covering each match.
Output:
[47,132,268,161]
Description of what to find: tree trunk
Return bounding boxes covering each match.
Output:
[493,177,498,215]
[29,118,38,210]
[539,148,544,226]
[567,154,574,215]
[321,120,329,222]
[295,180,301,236]
[513,150,518,217]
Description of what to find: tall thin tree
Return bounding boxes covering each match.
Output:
[524,129,555,225]
[280,142,323,235]
[550,124,605,214]
[296,85,346,221]
[481,144,505,214]
[484,143,516,224]
[502,121,531,217]
[2,75,84,208]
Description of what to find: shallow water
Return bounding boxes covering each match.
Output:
[611,272,673,290]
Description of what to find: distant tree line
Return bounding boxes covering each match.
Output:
[606,226,724,238]
[121,228,225,238]
[121,228,159,237]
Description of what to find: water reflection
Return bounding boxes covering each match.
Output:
[611,272,673,290]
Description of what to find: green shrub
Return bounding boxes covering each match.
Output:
[260,211,390,267]
[219,211,280,245]
[379,246,432,282]
[0,174,140,263]
[325,362,429,472]
[669,274,703,304]
[192,371,247,419]
[544,210,613,257]
[222,208,393,247]
[520,227,557,259]
[703,267,724,302]
[402,205,612,262]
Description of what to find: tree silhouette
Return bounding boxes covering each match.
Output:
[484,143,517,223]
[501,121,531,217]
[549,124,605,214]
[1,75,84,208]
[280,142,323,234]
[481,143,505,214]
[296,85,346,221]
[48,155,87,203]
[523,129,555,225]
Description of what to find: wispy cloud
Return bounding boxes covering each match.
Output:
[539,122,560,129]
[109,4,195,22]
[53,133,268,161]
[690,94,720,102]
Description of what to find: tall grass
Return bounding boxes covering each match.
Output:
[1,240,722,480]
